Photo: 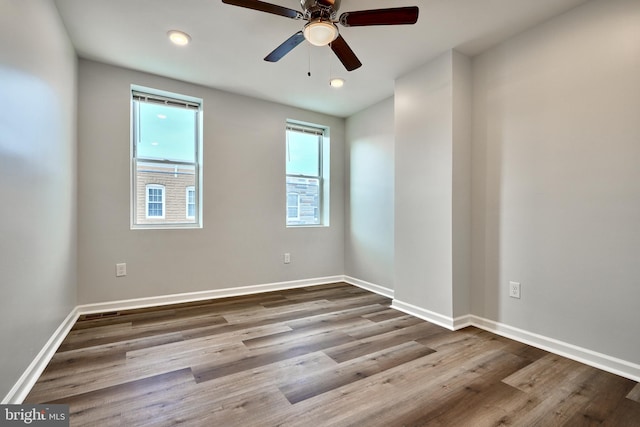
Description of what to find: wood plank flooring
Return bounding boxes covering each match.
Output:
[26,283,640,426]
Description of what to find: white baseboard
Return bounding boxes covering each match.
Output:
[76,275,344,315]
[6,275,639,404]
[388,296,639,382]
[391,299,457,330]
[2,307,80,404]
[4,276,343,403]
[470,315,640,382]
[343,276,394,299]
[452,314,473,330]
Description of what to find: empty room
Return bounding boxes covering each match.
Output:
[1,0,639,425]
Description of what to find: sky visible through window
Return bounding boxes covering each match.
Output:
[286,130,320,176]
[137,102,196,162]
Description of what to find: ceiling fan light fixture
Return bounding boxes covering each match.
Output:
[167,30,191,46]
[303,20,338,46]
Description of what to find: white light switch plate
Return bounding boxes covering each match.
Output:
[116,263,127,277]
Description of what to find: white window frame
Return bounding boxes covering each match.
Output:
[285,121,329,227]
[146,184,165,219]
[186,186,196,220]
[131,86,203,229]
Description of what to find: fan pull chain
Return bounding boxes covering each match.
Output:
[307,43,311,77]
[329,48,333,84]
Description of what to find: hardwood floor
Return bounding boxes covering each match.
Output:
[26,283,640,426]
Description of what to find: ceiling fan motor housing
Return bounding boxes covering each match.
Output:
[301,0,340,20]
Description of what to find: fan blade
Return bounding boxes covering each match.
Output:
[339,6,419,27]
[264,31,305,62]
[330,35,362,71]
[222,0,303,20]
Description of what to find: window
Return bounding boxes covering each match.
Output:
[146,185,165,218]
[287,192,300,220]
[286,122,328,226]
[186,186,195,219]
[131,87,202,228]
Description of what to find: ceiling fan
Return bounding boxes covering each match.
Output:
[221,0,419,71]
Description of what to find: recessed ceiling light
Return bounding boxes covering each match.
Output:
[157,114,167,119]
[168,30,191,46]
[329,78,345,88]
[151,141,159,146]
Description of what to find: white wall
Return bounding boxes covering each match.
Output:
[77,60,345,304]
[345,97,395,289]
[452,51,472,318]
[394,51,472,319]
[0,0,77,398]
[471,0,640,363]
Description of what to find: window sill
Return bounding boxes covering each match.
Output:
[131,223,202,230]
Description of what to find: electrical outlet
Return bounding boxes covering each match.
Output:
[284,253,291,264]
[116,263,127,277]
[509,281,521,299]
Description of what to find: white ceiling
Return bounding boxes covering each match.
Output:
[54,0,591,117]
